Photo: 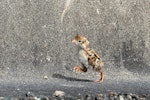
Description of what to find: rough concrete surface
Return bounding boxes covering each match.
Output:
[0,0,150,98]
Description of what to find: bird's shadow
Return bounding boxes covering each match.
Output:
[52,73,93,82]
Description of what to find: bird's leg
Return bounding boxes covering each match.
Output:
[73,66,87,72]
[95,70,104,83]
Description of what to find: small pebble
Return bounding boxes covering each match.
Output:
[43,75,48,80]
[109,91,117,97]
[127,94,132,99]
[119,95,124,100]
[53,90,65,97]
[26,92,35,97]
[97,93,103,97]
[46,56,51,61]
[140,97,146,100]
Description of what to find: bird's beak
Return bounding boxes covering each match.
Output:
[72,39,76,43]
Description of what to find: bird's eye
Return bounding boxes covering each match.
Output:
[78,40,81,42]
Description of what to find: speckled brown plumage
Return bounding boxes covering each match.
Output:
[72,34,104,83]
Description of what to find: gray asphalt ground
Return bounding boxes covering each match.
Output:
[0,69,149,98]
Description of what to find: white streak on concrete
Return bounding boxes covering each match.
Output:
[96,8,100,15]
[61,0,73,23]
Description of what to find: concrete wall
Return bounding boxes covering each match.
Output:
[0,0,150,79]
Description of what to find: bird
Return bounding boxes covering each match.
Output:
[72,34,104,83]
